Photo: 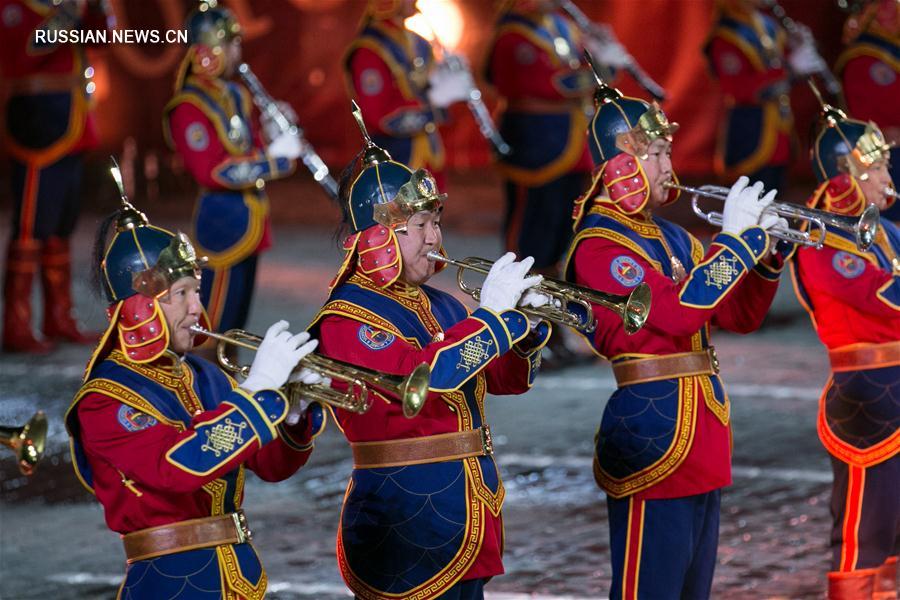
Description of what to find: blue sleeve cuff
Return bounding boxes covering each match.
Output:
[471,307,528,354]
[227,389,288,445]
[277,401,327,452]
[714,227,767,270]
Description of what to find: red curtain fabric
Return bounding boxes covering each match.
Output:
[1,0,846,178]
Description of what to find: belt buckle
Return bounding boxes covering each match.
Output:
[481,425,493,456]
[708,347,720,374]
[232,510,252,544]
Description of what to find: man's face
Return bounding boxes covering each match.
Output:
[638,138,674,211]
[858,160,893,211]
[397,210,442,286]
[158,276,203,354]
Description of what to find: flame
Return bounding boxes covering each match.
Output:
[405,0,463,50]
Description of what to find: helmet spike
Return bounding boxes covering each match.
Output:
[807,78,847,126]
[109,156,148,231]
[351,99,392,165]
[584,49,623,105]
[351,99,372,146]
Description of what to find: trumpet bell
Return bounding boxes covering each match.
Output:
[400,363,430,418]
[623,282,652,335]
[0,410,48,476]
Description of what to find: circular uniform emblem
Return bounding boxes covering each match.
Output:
[610,255,645,287]
[360,68,384,96]
[117,405,158,432]
[869,62,896,86]
[832,251,865,279]
[358,324,395,350]
[185,122,209,152]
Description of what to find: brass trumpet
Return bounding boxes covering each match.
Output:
[427,252,651,335]
[664,182,879,252]
[1,411,47,476]
[190,326,429,418]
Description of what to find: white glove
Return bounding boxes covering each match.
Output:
[759,213,789,255]
[519,289,561,310]
[283,369,331,425]
[788,42,826,77]
[721,176,777,235]
[585,30,631,70]
[266,131,303,159]
[479,253,543,313]
[241,322,319,393]
[427,65,472,108]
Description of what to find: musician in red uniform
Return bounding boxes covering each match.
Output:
[486,0,629,367]
[343,0,471,190]
[163,1,302,333]
[67,189,327,599]
[307,111,550,599]
[563,77,789,597]
[836,0,900,221]
[0,0,111,352]
[790,98,899,599]
[704,0,827,193]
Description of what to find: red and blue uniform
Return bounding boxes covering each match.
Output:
[66,195,325,599]
[792,219,900,594]
[791,98,898,596]
[486,4,594,269]
[67,348,323,599]
[836,6,900,220]
[564,80,785,597]
[163,70,294,333]
[564,199,781,598]
[344,13,446,186]
[309,272,545,599]
[0,0,110,351]
[704,4,793,192]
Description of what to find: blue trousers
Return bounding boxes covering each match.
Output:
[503,172,586,270]
[10,154,83,241]
[830,455,900,572]
[199,254,258,332]
[607,490,721,600]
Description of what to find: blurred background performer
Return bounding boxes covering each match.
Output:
[790,99,899,599]
[0,0,111,353]
[485,0,605,368]
[836,0,900,220]
[563,79,790,598]
[343,0,471,190]
[67,193,326,598]
[163,0,302,333]
[308,122,550,599]
[704,0,828,193]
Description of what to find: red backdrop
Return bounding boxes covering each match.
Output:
[1,0,847,181]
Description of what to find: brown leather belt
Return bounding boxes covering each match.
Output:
[612,348,719,387]
[121,510,252,563]
[8,74,85,95]
[828,341,900,372]
[351,426,493,469]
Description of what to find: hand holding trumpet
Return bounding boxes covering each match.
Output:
[240,321,328,394]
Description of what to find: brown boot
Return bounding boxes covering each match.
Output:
[828,568,878,599]
[874,557,898,600]
[2,239,55,354]
[40,236,98,344]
